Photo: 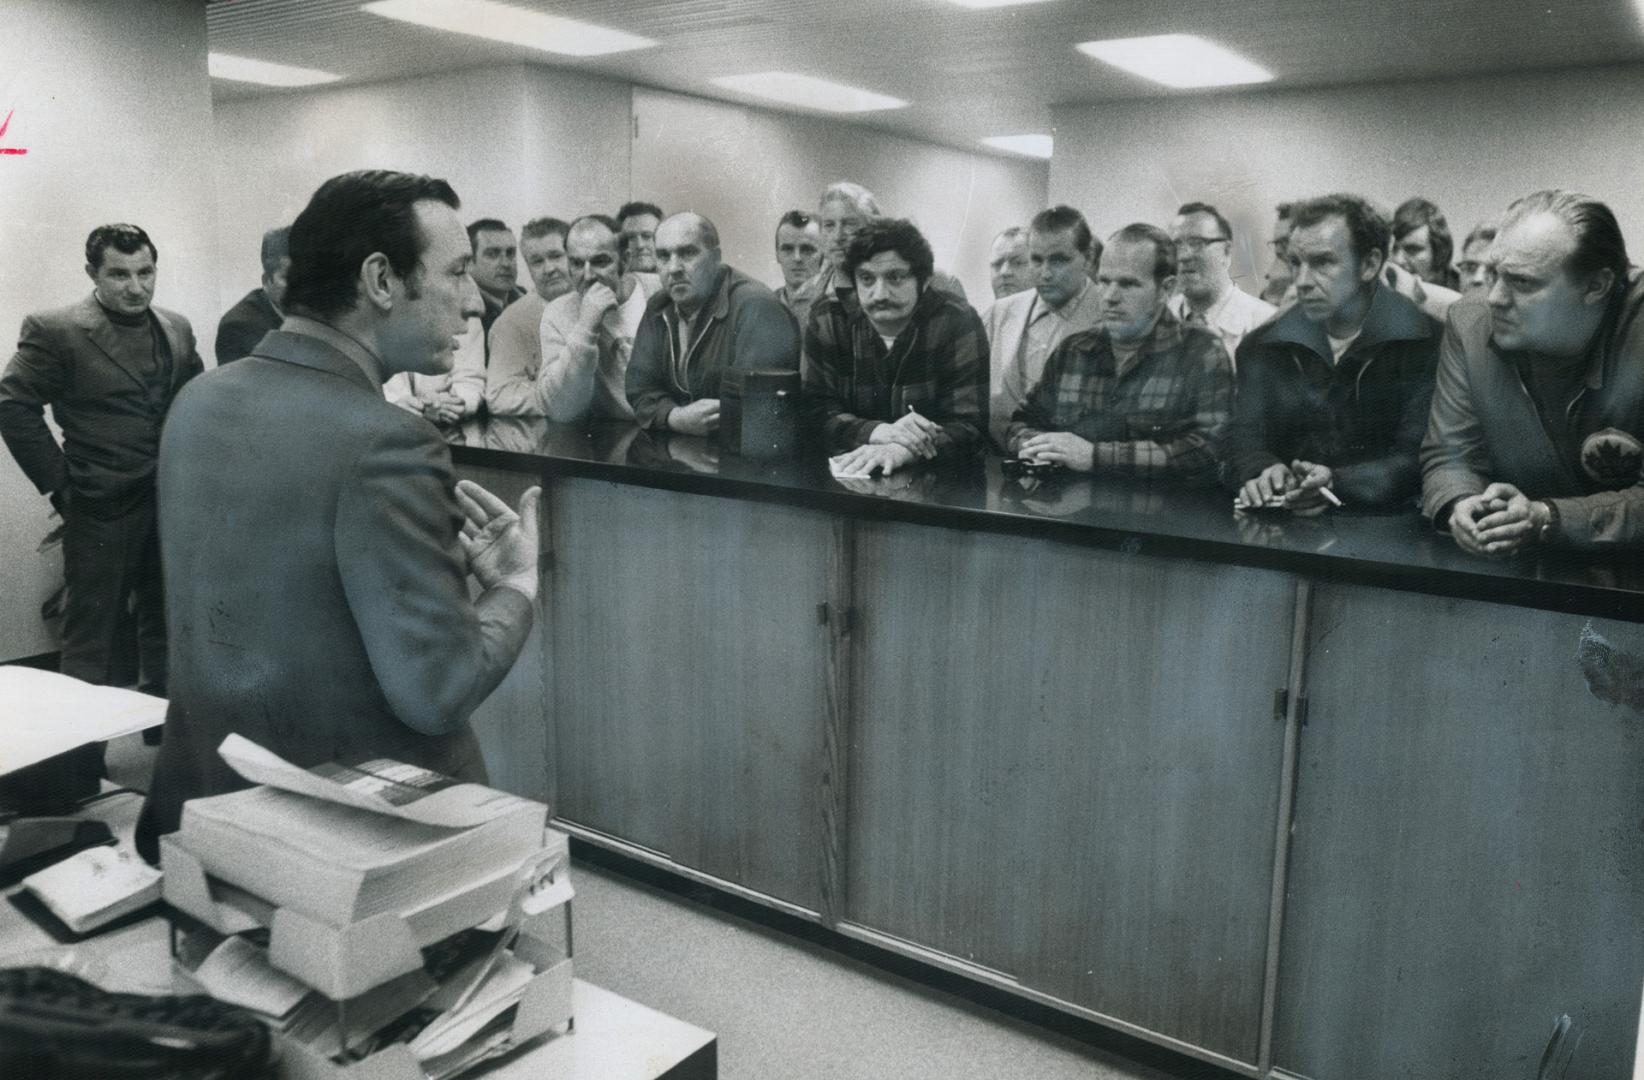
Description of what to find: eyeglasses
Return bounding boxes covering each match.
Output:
[1176,237,1230,252]
[854,269,916,289]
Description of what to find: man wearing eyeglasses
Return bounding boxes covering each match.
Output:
[1166,202,1275,371]
[803,218,987,477]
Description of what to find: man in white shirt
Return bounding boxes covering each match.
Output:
[482,217,572,409]
[529,214,659,421]
[385,314,485,423]
[985,205,1104,450]
[1166,202,1276,371]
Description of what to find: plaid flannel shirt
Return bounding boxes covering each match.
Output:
[1006,307,1232,483]
[801,285,987,459]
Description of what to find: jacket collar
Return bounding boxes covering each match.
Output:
[72,294,186,392]
[1250,281,1432,362]
[250,318,384,394]
[650,264,738,324]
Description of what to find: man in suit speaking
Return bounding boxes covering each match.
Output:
[137,170,541,859]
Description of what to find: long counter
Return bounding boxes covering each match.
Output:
[449,418,1644,1080]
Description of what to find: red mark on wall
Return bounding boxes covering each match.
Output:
[0,109,28,155]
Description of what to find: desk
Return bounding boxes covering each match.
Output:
[0,792,716,1080]
[450,418,1644,1080]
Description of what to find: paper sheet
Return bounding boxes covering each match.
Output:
[0,668,166,774]
[217,734,538,828]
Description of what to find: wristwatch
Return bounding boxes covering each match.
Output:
[1536,499,1561,546]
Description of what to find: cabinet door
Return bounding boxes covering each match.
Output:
[847,520,1296,1066]
[548,477,835,913]
[1275,585,1644,1080]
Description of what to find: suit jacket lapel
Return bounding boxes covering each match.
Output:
[153,308,193,391]
[74,296,149,393]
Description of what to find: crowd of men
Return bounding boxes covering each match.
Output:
[3,176,1643,814]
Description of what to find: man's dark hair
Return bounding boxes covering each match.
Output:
[1500,189,1629,287]
[842,218,934,289]
[1109,223,1177,282]
[1276,202,1294,221]
[1029,205,1098,262]
[615,201,663,226]
[466,218,510,249]
[1288,194,1390,266]
[1176,201,1233,242]
[776,209,815,240]
[520,217,569,243]
[1392,197,1455,279]
[85,224,156,269]
[1462,222,1497,252]
[284,169,460,320]
[259,226,290,276]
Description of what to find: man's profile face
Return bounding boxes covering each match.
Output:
[854,249,921,337]
[1288,215,1376,325]
[470,227,518,296]
[776,221,823,290]
[1029,228,1088,310]
[655,218,722,316]
[88,246,157,317]
[818,198,870,271]
[1392,225,1436,282]
[522,232,570,302]
[1096,238,1171,344]
[1486,212,1606,356]
[566,224,622,297]
[989,232,1031,300]
[1457,237,1492,300]
[619,213,660,273]
[387,200,483,376]
[265,255,291,310]
[1170,211,1231,301]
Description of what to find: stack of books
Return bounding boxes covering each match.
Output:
[160,736,574,1080]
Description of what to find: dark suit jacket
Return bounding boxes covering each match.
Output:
[214,287,281,365]
[136,326,535,858]
[0,295,201,505]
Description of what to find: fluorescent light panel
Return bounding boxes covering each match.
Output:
[710,72,907,114]
[1076,34,1273,89]
[943,0,1058,8]
[362,0,656,57]
[982,134,1052,158]
[208,52,342,87]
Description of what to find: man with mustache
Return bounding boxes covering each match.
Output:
[136,170,541,859]
[985,205,1105,450]
[1006,223,1231,484]
[1166,201,1275,370]
[625,212,799,436]
[1423,189,1644,554]
[804,218,987,477]
[482,217,573,412]
[511,214,659,421]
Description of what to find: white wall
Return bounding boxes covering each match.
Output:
[0,0,219,661]
[211,66,633,320]
[1050,63,1644,293]
[631,89,1050,302]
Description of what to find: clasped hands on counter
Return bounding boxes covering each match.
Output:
[1446,482,1552,558]
[1235,460,1340,516]
[830,407,943,477]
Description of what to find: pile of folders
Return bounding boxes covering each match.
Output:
[158,737,574,1079]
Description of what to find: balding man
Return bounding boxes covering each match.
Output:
[1166,202,1275,368]
[988,226,1032,301]
[498,214,658,421]
[1006,224,1231,483]
[1423,189,1644,554]
[786,181,968,327]
[625,212,800,436]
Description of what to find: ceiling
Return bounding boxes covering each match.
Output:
[206,0,1644,158]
